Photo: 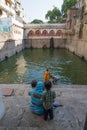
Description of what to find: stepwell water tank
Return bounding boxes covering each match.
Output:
[0,87,5,119]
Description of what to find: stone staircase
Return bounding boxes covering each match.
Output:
[0,84,87,130]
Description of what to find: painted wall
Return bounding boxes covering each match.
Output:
[0,18,24,61]
[0,18,12,32]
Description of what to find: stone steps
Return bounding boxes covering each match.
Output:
[0,85,87,130]
[0,96,85,130]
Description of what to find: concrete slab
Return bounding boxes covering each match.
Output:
[2,88,14,96]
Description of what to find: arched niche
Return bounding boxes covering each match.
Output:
[28,30,35,37]
[35,30,41,36]
[56,30,63,36]
[42,30,48,36]
[49,30,55,36]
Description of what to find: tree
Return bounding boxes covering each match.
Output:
[45,6,62,23]
[62,0,78,17]
[30,19,44,24]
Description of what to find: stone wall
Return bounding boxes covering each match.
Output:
[24,23,66,49]
[0,39,24,61]
[1,20,87,62]
[0,32,24,61]
[0,18,25,62]
[65,22,87,60]
[24,38,66,49]
[66,39,87,60]
[65,0,87,61]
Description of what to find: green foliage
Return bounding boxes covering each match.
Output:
[30,19,44,24]
[45,6,62,23]
[62,0,78,17]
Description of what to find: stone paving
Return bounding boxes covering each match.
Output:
[0,84,87,130]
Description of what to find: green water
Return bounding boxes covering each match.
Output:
[0,49,87,85]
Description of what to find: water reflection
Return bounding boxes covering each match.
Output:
[0,49,87,84]
[15,55,27,83]
[16,55,26,75]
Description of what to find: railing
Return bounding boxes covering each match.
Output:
[24,23,66,29]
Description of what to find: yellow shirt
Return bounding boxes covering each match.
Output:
[44,71,50,81]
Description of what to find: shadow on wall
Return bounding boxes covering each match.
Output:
[0,39,24,62]
[25,39,32,48]
[50,37,54,48]
[23,28,26,48]
[84,114,87,130]
[1,39,16,61]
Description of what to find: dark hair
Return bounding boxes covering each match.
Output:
[31,80,37,88]
[44,80,52,90]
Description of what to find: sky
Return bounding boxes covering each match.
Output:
[21,0,63,23]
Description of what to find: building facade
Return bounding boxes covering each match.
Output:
[0,0,87,61]
[24,23,66,48]
[0,0,26,61]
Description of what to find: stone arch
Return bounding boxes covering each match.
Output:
[56,30,63,36]
[28,30,35,37]
[42,30,48,36]
[49,30,55,36]
[35,30,41,36]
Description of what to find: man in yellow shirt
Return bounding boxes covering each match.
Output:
[44,69,50,81]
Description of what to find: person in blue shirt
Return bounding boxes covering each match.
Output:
[29,81,44,115]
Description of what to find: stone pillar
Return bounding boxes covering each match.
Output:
[0,86,5,120]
